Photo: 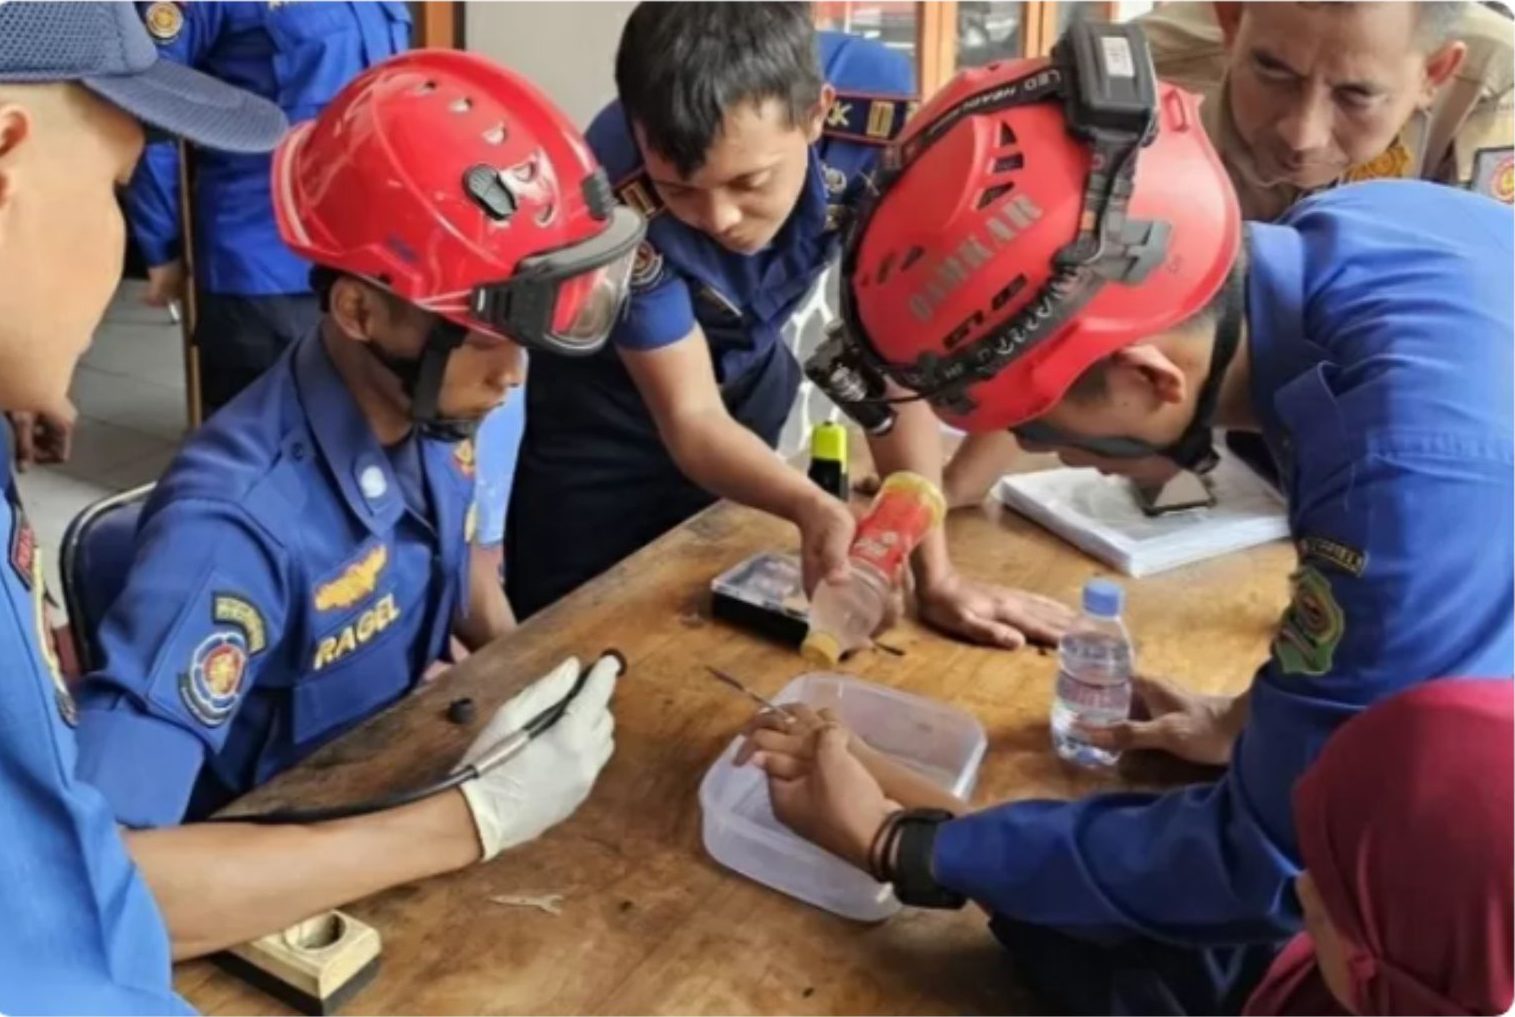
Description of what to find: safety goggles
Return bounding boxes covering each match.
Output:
[469,206,645,357]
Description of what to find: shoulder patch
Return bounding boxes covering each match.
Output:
[614,171,664,221]
[314,543,389,613]
[630,241,666,291]
[825,91,920,144]
[143,1,184,42]
[1298,536,1367,578]
[213,593,268,655]
[180,632,249,727]
[1272,566,1345,676]
[1472,146,1515,203]
[1342,135,1413,184]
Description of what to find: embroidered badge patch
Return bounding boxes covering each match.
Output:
[314,544,389,613]
[630,241,665,291]
[180,632,249,726]
[822,163,848,196]
[8,500,35,592]
[1342,136,1413,184]
[1472,147,1515,204]
[1273,566,1345,676]
[144,1,184,42]
[213,593,268,654]
[1298,536,1368,578]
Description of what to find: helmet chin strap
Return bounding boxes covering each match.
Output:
[365,318,481,443]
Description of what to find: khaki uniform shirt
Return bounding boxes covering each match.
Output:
[1138,2,1515,220]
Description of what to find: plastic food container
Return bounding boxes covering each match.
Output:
[699,672,987,922]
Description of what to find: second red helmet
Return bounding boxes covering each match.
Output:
[272,49,644,356]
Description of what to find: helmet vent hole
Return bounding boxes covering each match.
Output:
[900,245,925,272]
[991,153,1024,174]
[876,252,897,284]
[990,275,1028,311]
[450,97,473,115]
[414,80,438,95]
[998,122,1016,146]
[977,182,1014,209]
[482,123,507,145]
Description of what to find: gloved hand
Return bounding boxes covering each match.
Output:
[458,655,618,861]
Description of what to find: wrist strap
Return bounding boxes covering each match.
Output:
[887,808,966,910]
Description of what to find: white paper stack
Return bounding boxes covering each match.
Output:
[994,450,1290,577]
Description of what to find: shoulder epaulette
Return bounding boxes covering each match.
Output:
[824,90,921,145]
[614,169,664,221]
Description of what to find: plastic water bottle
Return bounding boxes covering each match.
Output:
[1051,579,1134,768]
[802,472,946,666]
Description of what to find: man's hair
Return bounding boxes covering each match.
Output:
[614,1,825,178]
[1065,256,1243,404]
[1415,1,1469,47]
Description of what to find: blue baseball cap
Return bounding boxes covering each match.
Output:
[0,1,287,153]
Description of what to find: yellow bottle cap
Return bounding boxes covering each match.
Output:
[801,630,843,667]
[878,471,948,528]
[810,421,847,464]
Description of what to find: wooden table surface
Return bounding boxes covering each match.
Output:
[176,486,1293,1016]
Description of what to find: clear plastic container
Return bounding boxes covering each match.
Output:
[699,673,986,922]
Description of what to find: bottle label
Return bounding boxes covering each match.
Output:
[851,485,938,581]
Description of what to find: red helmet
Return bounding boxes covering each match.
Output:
[273,49,643,356]
[842,40,1240,433]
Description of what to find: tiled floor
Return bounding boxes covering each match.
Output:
[16,279,188,601]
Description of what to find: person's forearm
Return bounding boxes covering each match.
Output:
[126,790,480,960]
[942,431,1021,509]
[855,743,969,814]
[456,544,515,651]
[662,408,825,523]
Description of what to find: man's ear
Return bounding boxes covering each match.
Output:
[1111,343,1187,406]
[0,103,36,226]
[806,83,837,145]
[1419,40,1467,107]
[1212,2,1245,49]
[327,276,378,344]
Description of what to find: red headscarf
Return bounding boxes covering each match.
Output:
[1246,679,1514,1016]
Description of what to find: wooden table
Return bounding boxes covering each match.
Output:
[176,489,1293,1015]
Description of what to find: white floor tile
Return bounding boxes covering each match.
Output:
[68,365,188,443]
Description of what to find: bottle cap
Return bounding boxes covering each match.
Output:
[811,422,847,464]
[1083,578,1125,618]
[801,630,843,667]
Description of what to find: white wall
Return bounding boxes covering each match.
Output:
[464,0,637,128]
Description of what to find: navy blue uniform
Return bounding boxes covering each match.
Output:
[125,1,409,411]
[505,31,915,617]
[932,182,1515,1014]
[75,334,479,827]
[0,433,188,1014]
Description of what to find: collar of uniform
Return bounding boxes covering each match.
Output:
[292,332,405,537]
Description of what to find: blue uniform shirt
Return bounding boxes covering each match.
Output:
[75,334,478,827]
[933,181,1515,946]
[0,438,187,1014]
[586,31,915,383]
[124,1,410,295]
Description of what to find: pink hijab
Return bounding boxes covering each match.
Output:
[1246,679,1514,1016]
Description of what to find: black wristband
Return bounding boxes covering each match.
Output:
[890,809,966,910]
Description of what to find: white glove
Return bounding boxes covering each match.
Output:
[459,656,618,861]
